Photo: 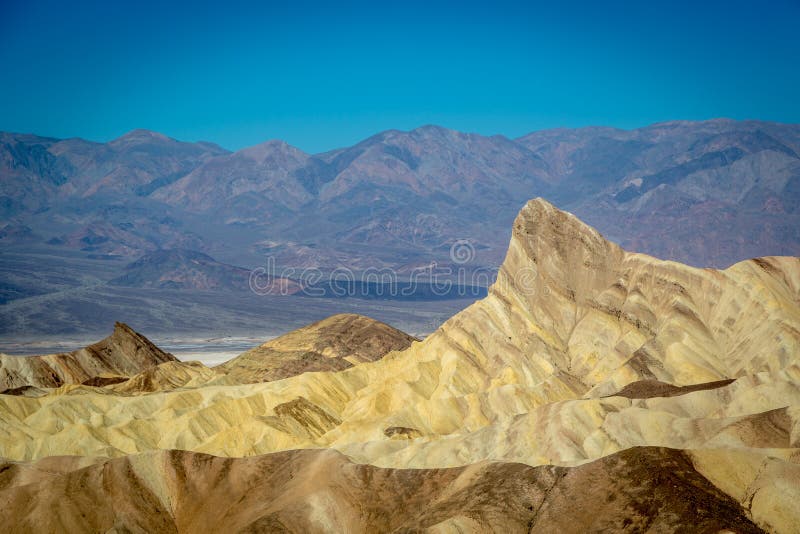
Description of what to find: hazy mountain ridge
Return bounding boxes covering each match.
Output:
[2,120,798,271]
[1,130,228,214]
[2,120,800,335]
[109,248,252,290]
[516,120,800,262]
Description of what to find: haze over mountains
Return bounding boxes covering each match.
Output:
[2,119,800,335]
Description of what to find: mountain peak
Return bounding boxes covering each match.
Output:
[95,321,177,366]
[498,197,624,307]
[516,197,614,252]
[111,129,173,144]
[220,313,417,383]
[409,124,457,137]
[0,322,175,391]
[237,139,307,162]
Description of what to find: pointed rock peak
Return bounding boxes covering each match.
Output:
[499,198,624,303]
[514,197,612,250]
[109,321,152,344]
[0,322,176,391]
[87,322,177,366]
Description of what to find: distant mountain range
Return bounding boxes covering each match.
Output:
[1,119,799,304]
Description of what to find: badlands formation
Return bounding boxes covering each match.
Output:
[0,322,176,393]
[1,198,799,533]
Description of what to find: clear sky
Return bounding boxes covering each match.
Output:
[1,0,798,153]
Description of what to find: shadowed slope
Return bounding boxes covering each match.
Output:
[109,248,252,291]
[610,378,737,399]
[0,447,763,534]
[109,360,222,393]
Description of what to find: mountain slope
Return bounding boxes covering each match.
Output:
[0,447,763,534]
[0,133,67,216]
[50,129,229,199]
[220,313,418,383]
[1,129,227,213]
[151,139,312,224]
[110,248,253,290]
[0,322,176,391]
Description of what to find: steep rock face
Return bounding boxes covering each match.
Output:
[380,198,799,404]
[0,322,176,391]
[306,198,799,448]
[220,313,418,383]
[0,447,763,534]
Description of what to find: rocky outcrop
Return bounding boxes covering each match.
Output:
[219,313,418,383]
[0,322,176,391]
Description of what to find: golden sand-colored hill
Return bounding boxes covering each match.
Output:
[0,322,176,392]
[104,313,417,394]
[1,198,798,532]
[219,313,419,383]
[0,314,415,396]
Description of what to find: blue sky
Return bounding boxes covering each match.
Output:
[1,0,798,153]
